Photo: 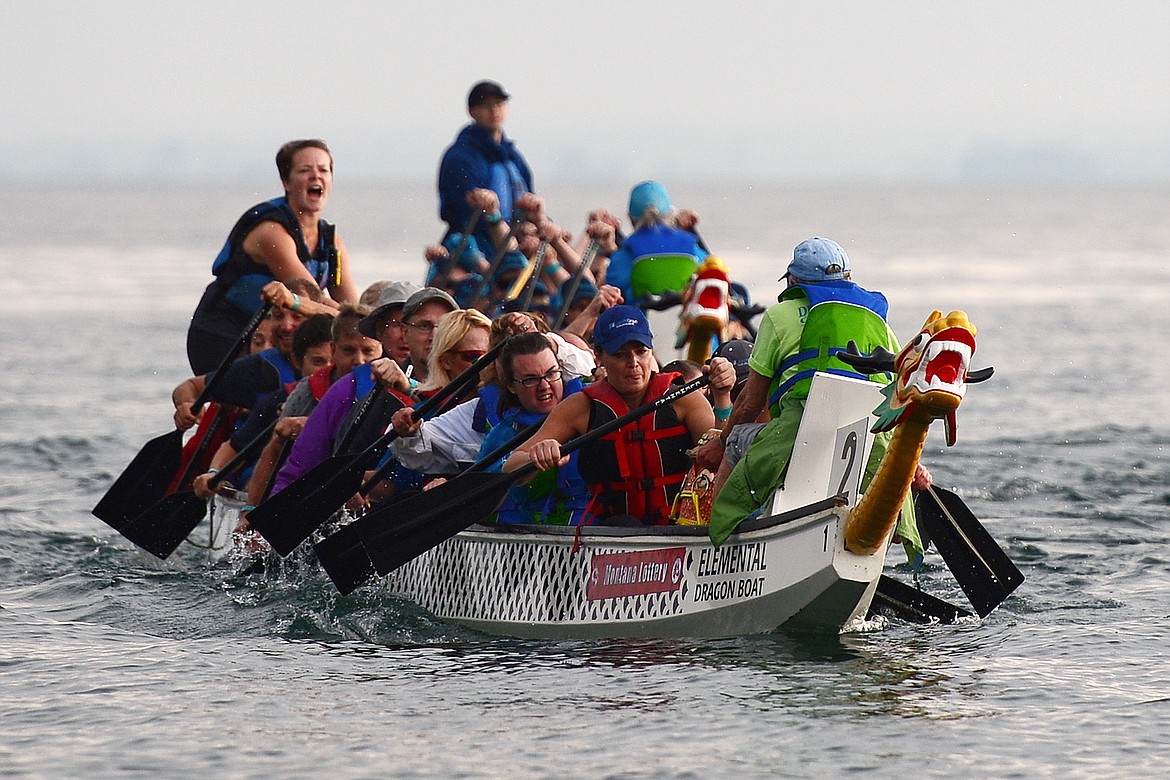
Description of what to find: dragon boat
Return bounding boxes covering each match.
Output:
[364,310,990,638]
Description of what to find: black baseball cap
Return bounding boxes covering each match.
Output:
[468,80,510,108]
[710,339,753,390]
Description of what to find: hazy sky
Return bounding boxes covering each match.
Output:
[3,1,1168,183]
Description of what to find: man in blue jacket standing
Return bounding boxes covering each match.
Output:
[438,80,533,249]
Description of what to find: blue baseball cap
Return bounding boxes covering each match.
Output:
[784,237,850,282]
[594,305,655,354]
[628,181,672,221]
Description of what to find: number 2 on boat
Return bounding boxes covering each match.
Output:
[829,419,869,506]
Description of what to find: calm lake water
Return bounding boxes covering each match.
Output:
[1,180,1169,778]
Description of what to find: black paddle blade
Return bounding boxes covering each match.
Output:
[209,357,282,408]
[247,452,364,556]
[314,519,378,595]
[916,486,1025,618]
[868,574,972,624]
[115,492,208,559]
[364,472,512,575]
[92,429,185,530]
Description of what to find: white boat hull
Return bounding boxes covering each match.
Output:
[195,488,245,564]
[380,373,892,638]
[382,497,887,639]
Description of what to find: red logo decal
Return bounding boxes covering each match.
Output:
[587,548,686,600]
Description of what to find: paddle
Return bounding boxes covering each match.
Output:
[117,418,279,559]
[93,304,273,531]
[689,226,711,255]
[248,340,506,556]
[314,417,545,595]
[472,209,527,312]
[915,485,1025,618]
[868,574,972,624]
[164,405,235,496]
[362,374,711,576]
[256,438,293,506]
[331,362,399,457]
[503,239,545,304]
[517,241,547,312]
[551,239,600,331]
[431,212,481,292]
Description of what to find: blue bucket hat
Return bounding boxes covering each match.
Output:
[442,232,485,272]
[784,237,850,282]
[560,277,598,303]
[628,181,672,221]
[594,305,654,354]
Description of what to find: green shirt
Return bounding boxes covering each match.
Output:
[747,295,807,418]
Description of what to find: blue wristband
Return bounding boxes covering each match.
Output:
[713,405,732,421]
[544,262,562,275]
[486,210,503,224]
[292,293,301,311]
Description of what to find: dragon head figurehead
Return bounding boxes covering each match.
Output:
[841,310,994,446]
[840,310,993,556]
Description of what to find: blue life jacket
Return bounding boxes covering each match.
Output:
[471,382,506,434]
[438,124,532,247]
[257,347,298,387]
[621,223,702,263]
[352,362,376,401]
[211,197,337,315]
[768,281,893,408]
[478,378,589,525]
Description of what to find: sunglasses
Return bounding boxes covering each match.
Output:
[450,349,486,363]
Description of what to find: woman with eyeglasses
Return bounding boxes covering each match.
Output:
[381,308,491,479]
[386,330,589,524]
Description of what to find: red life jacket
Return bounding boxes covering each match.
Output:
[579,372,692,525]
[307,364,334,402]
[167,402,239,494]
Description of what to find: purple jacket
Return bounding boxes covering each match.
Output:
[270,373,358,495]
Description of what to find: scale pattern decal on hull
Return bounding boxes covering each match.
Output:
[385,534,690,625]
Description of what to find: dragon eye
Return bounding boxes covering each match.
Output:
[911,333,929,354]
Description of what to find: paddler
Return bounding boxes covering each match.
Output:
[592,181,707,307]
[186,139,358,374]
[189,312,336,499]
[228,304,382,510]
[264,282,420,497]
[692,237,931,547]
[388,328,592,525]
[438,81,533,252]
[503,305,736,526]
